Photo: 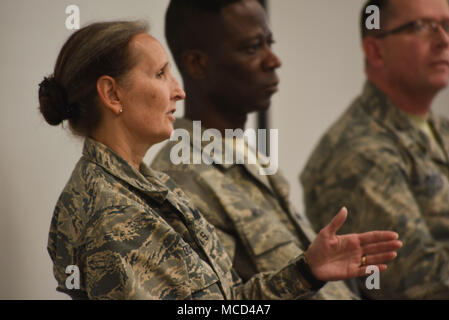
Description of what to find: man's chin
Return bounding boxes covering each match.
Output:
[429,71,449,89]
[247,99,272,114]
[430,79,449,92]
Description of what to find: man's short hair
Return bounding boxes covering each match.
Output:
[360,0,393,38]
[165,0,241,71]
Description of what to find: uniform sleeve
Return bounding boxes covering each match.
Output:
[152,154,323,299]
[153,169,318,299]
[232,254,318,300]
[304,140,449,299]
[83,203,319,300]
[83,204,198,300]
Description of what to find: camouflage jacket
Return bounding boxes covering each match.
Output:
[151,118,357,300]
[47,138,316,300]
[301,81,449,299]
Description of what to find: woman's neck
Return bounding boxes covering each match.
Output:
[91,122,149,172]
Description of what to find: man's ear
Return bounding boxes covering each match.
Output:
[182,50,209,80]
[96,76,123,116]
[362,37,385,68]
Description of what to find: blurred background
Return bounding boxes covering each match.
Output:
[0,0,448,299]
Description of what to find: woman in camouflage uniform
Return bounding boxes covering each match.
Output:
[39,20,402,299]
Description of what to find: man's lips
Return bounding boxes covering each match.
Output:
[263,82,279,93]
[431,60,449,68]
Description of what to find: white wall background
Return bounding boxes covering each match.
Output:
[0,0,176,300]
[0,0,448,299]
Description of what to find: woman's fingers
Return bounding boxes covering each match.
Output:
[363,251,397,266]
[362,240,403,255]
[359,230,399,245]
[324,207,348,235]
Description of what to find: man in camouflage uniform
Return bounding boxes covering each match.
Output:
[301,0,449,299]
[151,0,357,299]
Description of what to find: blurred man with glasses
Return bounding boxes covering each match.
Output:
[301,0,449,299]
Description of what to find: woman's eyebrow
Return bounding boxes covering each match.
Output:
[157,61,170,71]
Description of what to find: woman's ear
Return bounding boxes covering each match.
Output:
[96,76,123,115]
[182,50,209,80]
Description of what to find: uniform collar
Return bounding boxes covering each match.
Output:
[82,138,168,203]
[360,81,439,156]
[173,118,275,193]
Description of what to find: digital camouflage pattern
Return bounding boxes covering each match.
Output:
[151,118,357,300]
[301,81,449,299]
[47,138,316,300]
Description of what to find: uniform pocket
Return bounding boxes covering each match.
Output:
[237,208,304,272]
[239,208,300,256]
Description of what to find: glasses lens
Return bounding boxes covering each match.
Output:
[442,20,449,33]
[413,20,426,32]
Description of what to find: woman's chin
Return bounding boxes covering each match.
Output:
[162,127,175,143]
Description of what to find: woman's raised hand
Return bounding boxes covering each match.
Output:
[304,207,402,281]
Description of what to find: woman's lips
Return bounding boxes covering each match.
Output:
[167,108,176,121]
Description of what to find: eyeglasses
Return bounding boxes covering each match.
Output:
[374,18,449,38]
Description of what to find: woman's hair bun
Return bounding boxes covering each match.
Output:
[38,76,73,126]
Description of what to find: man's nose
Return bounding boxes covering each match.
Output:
[263,47,282,71]
[434,24,449,49]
